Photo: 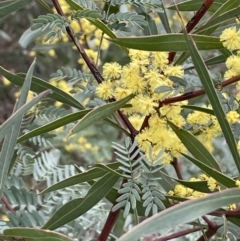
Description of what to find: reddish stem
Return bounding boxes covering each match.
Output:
[168,0,214,64]
[171,157,183,180]
[160,75,240,107]
[1,195,15,214]
[155,226,202,241]
[140,75,240,131]
[50,2,139,240]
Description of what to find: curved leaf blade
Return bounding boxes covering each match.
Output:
[181,105,215,115]
[0,61,50,197]
[17,110,91,143]
[0,228,74,241]
[0,90,51,142]
[195,7,240,35]
[41,163,121,194]
[107,34,223,52]
[167,0,226,12]
[168,121,221,172]
[0,0,33,19]
[0,67,84,110]
[117,188,240,241]
[42,173,119,230]
[68,94,134,137]
[181,153,236,188]
[173,179,211,193]
[184,33,240,173]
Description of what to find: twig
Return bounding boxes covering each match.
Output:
[140,75,240,131]
[171,157,183,180]
[154,226,202,241]
[51,0,137,138]
[1,195,15,214]
[168,0,214,64]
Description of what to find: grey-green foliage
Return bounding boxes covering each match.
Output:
[139,147,165,216]
[50,66,93,84]
[13,146,60,179]
[1,175,107,240]
[71,9,102,20]
[112,137,165,218]
[107,12,148,28]
[74,0,100,10]
[31,13,69,43]
[36,105,71,122]
[104,0,162,7]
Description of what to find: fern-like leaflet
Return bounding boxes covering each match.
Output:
[71,9,102,20]
[74,0,100,10]
[31,13,69,43]
[111,138,142,218]
[112,138,165,217]
[51,66,93,84]
[107,12,148,29]
[139,147,165,216]
[104,0,162,7]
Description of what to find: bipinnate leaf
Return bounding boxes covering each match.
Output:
[0,67,84,110]
[67,94,134,137]
[0,228,74,241]
[42,173,119,230]
[108,34,223,52]
[167,121,221,172]
[117,188,240,241]
[184,31,240,173]
[0,0,33,19]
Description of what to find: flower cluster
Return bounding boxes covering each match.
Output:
[186,105,221,151]
[220,25,240,80]
[96,50,187,164]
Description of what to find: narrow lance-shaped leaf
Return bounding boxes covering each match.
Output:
[42,173,119,230]
[181,153,236,188]
[117,188,240,241]
[107,34,224,52]
[168,121,221,172]
[173,179,211,193]
[198,0,240,35]
[0,228,74,241]
[167,0,225,12]
[0,0,33,19]
[17,110,130,143]
[181,105,215,115]
[184,32,240,173]
[67,94,134,137]
[17,110,91,143]
[0,90,51,142]
[0,67,84,110]
[195,7,240,35]
[0,61,51,197]
[41,162,121,194]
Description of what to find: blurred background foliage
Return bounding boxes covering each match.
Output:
[0,0,237,239]
[0,0,231,193]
